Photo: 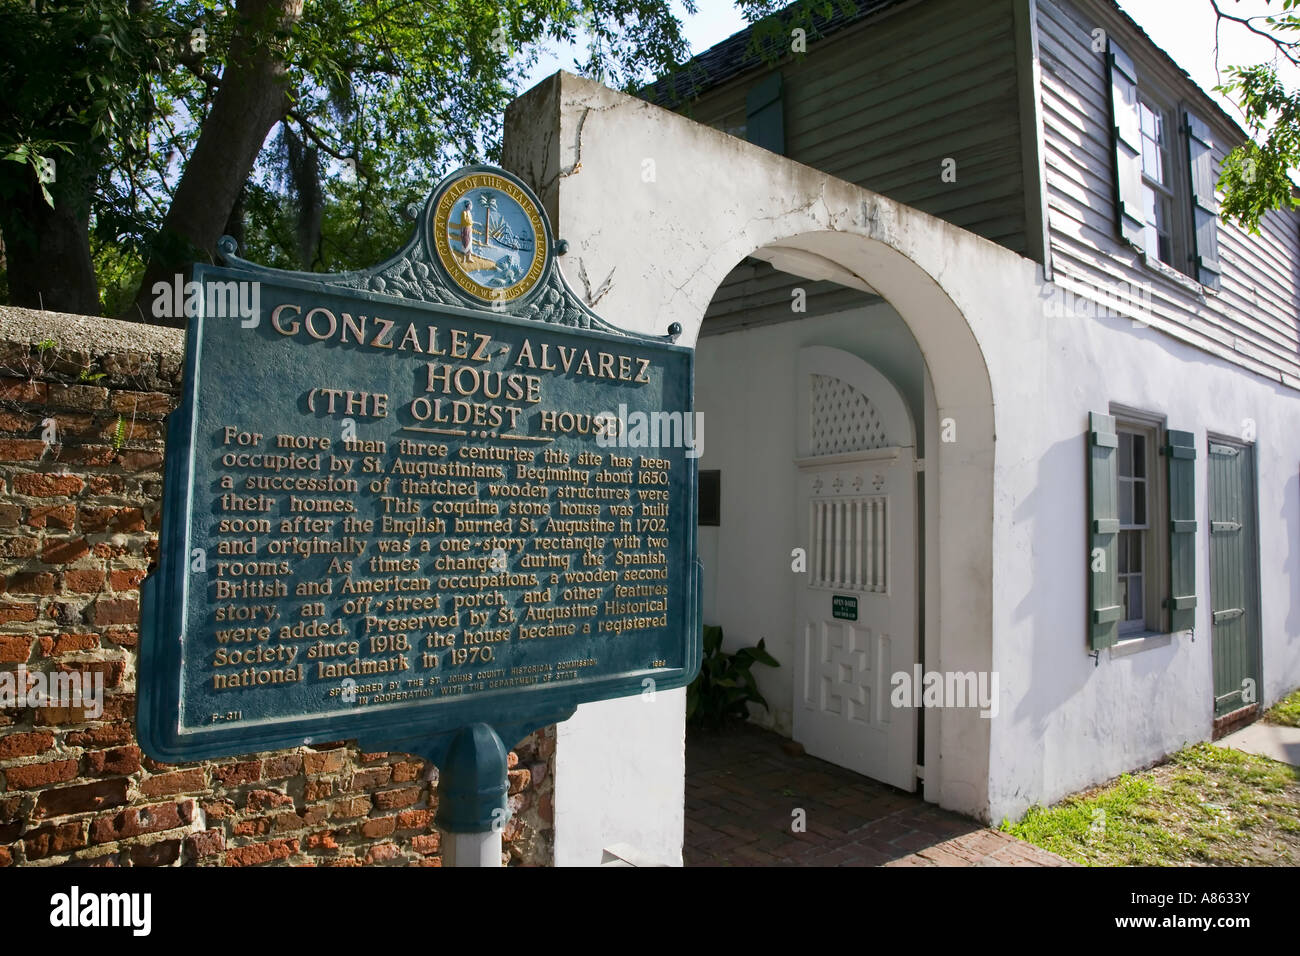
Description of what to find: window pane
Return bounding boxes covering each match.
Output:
[1119,576,1130,618]
[1119,432,1133,478]
[1134,479,1146,525]
[1132,434,1145,477]
[1129,576,1143,622]
[1129,532,1143,572]
[1140,102,1155,138]
[1118,531,1131,573]
[1119,480,1134,525]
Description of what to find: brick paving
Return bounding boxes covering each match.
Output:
[685,723,1074,867]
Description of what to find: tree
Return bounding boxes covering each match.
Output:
[0,0,700,323]
[1212,0,1300,232]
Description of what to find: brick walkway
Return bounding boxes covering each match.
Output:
[685,723,1073,867]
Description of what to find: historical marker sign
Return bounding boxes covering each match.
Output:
[831,595,858,621]
[139,166,700,763]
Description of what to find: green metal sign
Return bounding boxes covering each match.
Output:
[832,594,858,621]
[138,166,701,775]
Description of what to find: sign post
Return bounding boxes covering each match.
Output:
[138,166,701,865]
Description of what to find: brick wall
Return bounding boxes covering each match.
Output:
[0,307,556,867]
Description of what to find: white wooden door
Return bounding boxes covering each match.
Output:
[793,348,918,792]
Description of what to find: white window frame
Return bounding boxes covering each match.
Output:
[1110,405,1169,641]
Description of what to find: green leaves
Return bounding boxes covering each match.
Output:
[686,626,780,730]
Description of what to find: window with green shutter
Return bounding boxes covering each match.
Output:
[1087,408,1197,651]
[745,72,784,155]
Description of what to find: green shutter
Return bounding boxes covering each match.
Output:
[745,73,784,155]
[1185,112,1223,291]
[1107,40,1145,249]
[1088,411,1122,650]
[1165,429,1197,631]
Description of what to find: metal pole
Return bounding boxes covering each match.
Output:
[434,722,508,868]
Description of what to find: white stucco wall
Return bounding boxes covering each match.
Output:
[501,71,1300,859]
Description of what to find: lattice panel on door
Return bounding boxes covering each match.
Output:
[810,374,888,455]
[810,495,887,592]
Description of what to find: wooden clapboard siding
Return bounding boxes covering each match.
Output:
[701,259,879,335]
[681,0,1029,256]
[1038,0,1300,386]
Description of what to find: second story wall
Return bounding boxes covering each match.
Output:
[676,0,1031,258]
[1037,0,1300,387]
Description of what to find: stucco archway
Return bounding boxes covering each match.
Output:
[503,72,997,864]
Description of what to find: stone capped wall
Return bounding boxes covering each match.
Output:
[0,306,554,867]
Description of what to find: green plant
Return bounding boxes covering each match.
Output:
[111,414,125,450]
[686,624,779,730]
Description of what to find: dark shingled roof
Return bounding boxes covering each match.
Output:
[641,0,911,107]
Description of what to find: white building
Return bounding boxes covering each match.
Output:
[499,0,1300,864]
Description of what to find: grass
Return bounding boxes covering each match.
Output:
[1001,742,1300,866]
[1264,687,1300,727]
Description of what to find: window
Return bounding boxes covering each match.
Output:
[1087,410,1198,651]
[1107,38,1222,290]
[1115,422,1161,635]
[1137,100,1174,267]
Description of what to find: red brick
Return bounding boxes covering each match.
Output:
[185,828,224,859]
[79,507,119,533]
[391,760,422,783]
[111,391,172,416]
[33,777,129,818]
[330,797,370,819]
[23,822,86,860]
[213,760,262,787]
[62,569,105,593]
[102,629,137,649]
[65,725,133,748]
[304,779,334,802]
[0,730,54,759]
[129,839,180,866]
[261,753,301,778]
[246,789,294,812]
[107,568,145,591]
[5,571,55,595]
[347,767,391,791]
[201,799,236,821]
[140,769,205,797]
[412,832,442,855]
[50,413,96,437]
[0,846,10,866]
[233,817,272,837]
[0,504,21,528]
[85,746,141,775]
[302,750,346,775]
[87,597,137,626]
[90,800,194,842]
[305,829,339,851]
[373,786,420,811]
[57,659,125,689]
[0,409,37,432]
[226,838,297,867]
[85,475,124,495]
[42,537,89,563]
[396,809,433,830]
[0,602,38,624]
[539,791,554,824]
[273,805,326,832]
[56,445,116,466]
[115,451,164,472]
[360,816,396,839]
[109,508,146,533]
[38,632,99,655]
[0,537,39,559]
[0,635,33,662]
[364,842,401,865]
[0,439,47,461]
[13,473,82,497]
[0,378,47,402]
[47,385,108,411]
[6,758,78,789]
[508,768,531,794]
